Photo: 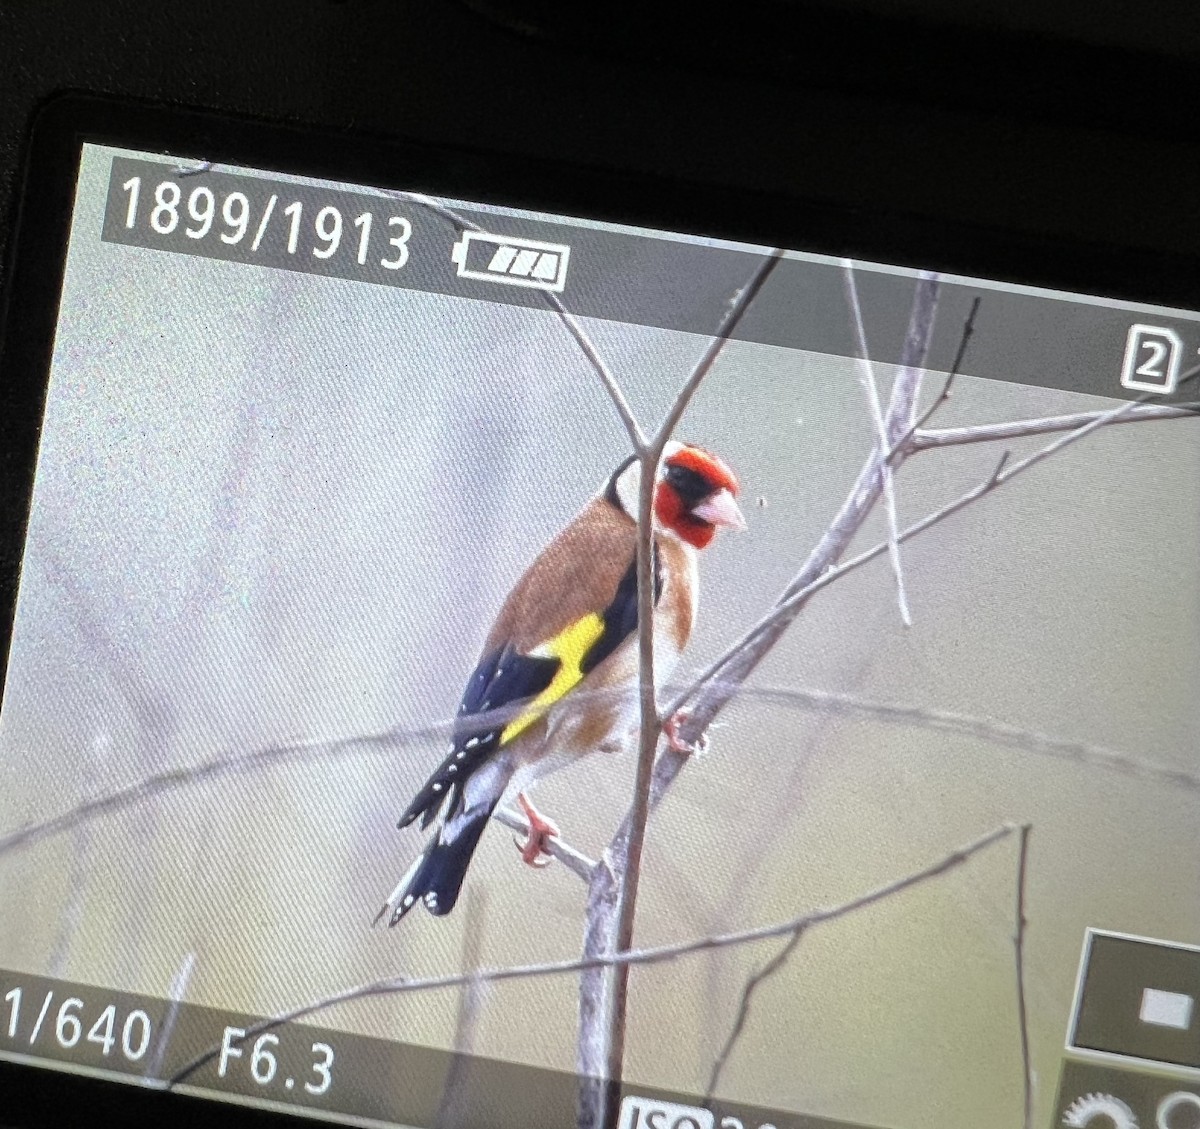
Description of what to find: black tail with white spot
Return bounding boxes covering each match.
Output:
[376,797,499,925]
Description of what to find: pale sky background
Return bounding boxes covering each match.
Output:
[0,144,1198,1129]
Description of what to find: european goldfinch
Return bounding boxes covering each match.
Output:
[377,441,746,925]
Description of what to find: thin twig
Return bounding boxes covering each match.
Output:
[651,250,785,452]
[0,725,436,857]
[494,805,597,880]
[706,818,1039,1107]
[666,373,1199,723]
[885,295,980,463]
[5,676,1194,873]
[47,729,105,978]
[841,259,911,625]
[695,656,881,1037]
[0,702,590,864]
[374,187,646,449]
[169,822,1016,1087]
[731,683,1200,796]
[1014,824,1033,1129]
[705,929,803,1100]
[912,401,1198,451]
[436,889,488,1129]
[583,248,785,1124]
[147,951,196,1080]
[661,275,941,729]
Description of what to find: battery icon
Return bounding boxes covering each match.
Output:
[450,231,571,293]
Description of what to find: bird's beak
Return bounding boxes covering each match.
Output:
[692,488,747,531]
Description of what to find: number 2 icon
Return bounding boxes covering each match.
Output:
[1121,324,1183,394]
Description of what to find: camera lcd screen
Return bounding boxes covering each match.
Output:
[0,142,1197,1129]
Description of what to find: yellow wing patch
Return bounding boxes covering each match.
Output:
[500,613,605,745]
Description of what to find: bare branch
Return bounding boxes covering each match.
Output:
[147,951,196,1080]
[580,439,664,1118]
[373,187,646,449]
[577,871,621,1129]
[169,822,1016,1087]
[1014,825,1034,1129]
[706,818,1040,1110]
[0,724,435,857]
[7,677,1193,872]
[885,295,980,462]
[552,300,648,450]
[650,250,784,452]
[663,274,941,730]
[603,286,946,1031]
[841,258,911,626]
[732,683,1200,796]
[886,271,941,430]
[912,401,1198,451]
[582,248,785,1125]
[668,376,1199,727]
[0,697,597,866]
[493,805,597,880]
[705,929,803,1100]
[436,889,488,1129]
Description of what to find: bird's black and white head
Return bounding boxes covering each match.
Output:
[604,441,746,549]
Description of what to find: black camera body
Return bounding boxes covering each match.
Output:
[2,6,1199,1129]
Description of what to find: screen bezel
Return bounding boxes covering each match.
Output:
[2,91,1199,1129]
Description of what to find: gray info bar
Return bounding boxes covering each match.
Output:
[102,157,1200,406]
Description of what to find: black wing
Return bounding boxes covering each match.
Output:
[399,543,663,831]
[581,541,663,675]
[398,644,558,830]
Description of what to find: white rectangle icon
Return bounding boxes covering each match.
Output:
[450,231,571,293]
[619,1095,714,1129]
[1140,987,1194,1030]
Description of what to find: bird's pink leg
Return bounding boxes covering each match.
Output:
[514,791,560,868]
[663,711,709,756]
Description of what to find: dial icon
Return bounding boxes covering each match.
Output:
[1157,1091,1200,1129]
[1063,1092,1138,1129]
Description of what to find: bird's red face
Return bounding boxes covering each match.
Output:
[654,444,746,549]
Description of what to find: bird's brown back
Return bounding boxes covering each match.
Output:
[485,497,637,654]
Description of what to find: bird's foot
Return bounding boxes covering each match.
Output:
[513,791,560,868]
[664,711,709,756]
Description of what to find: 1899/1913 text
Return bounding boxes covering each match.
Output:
[118,173,413,272]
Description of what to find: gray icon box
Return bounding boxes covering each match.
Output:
[1068,930,1200,1075]
[1054,1059,1200,1129]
